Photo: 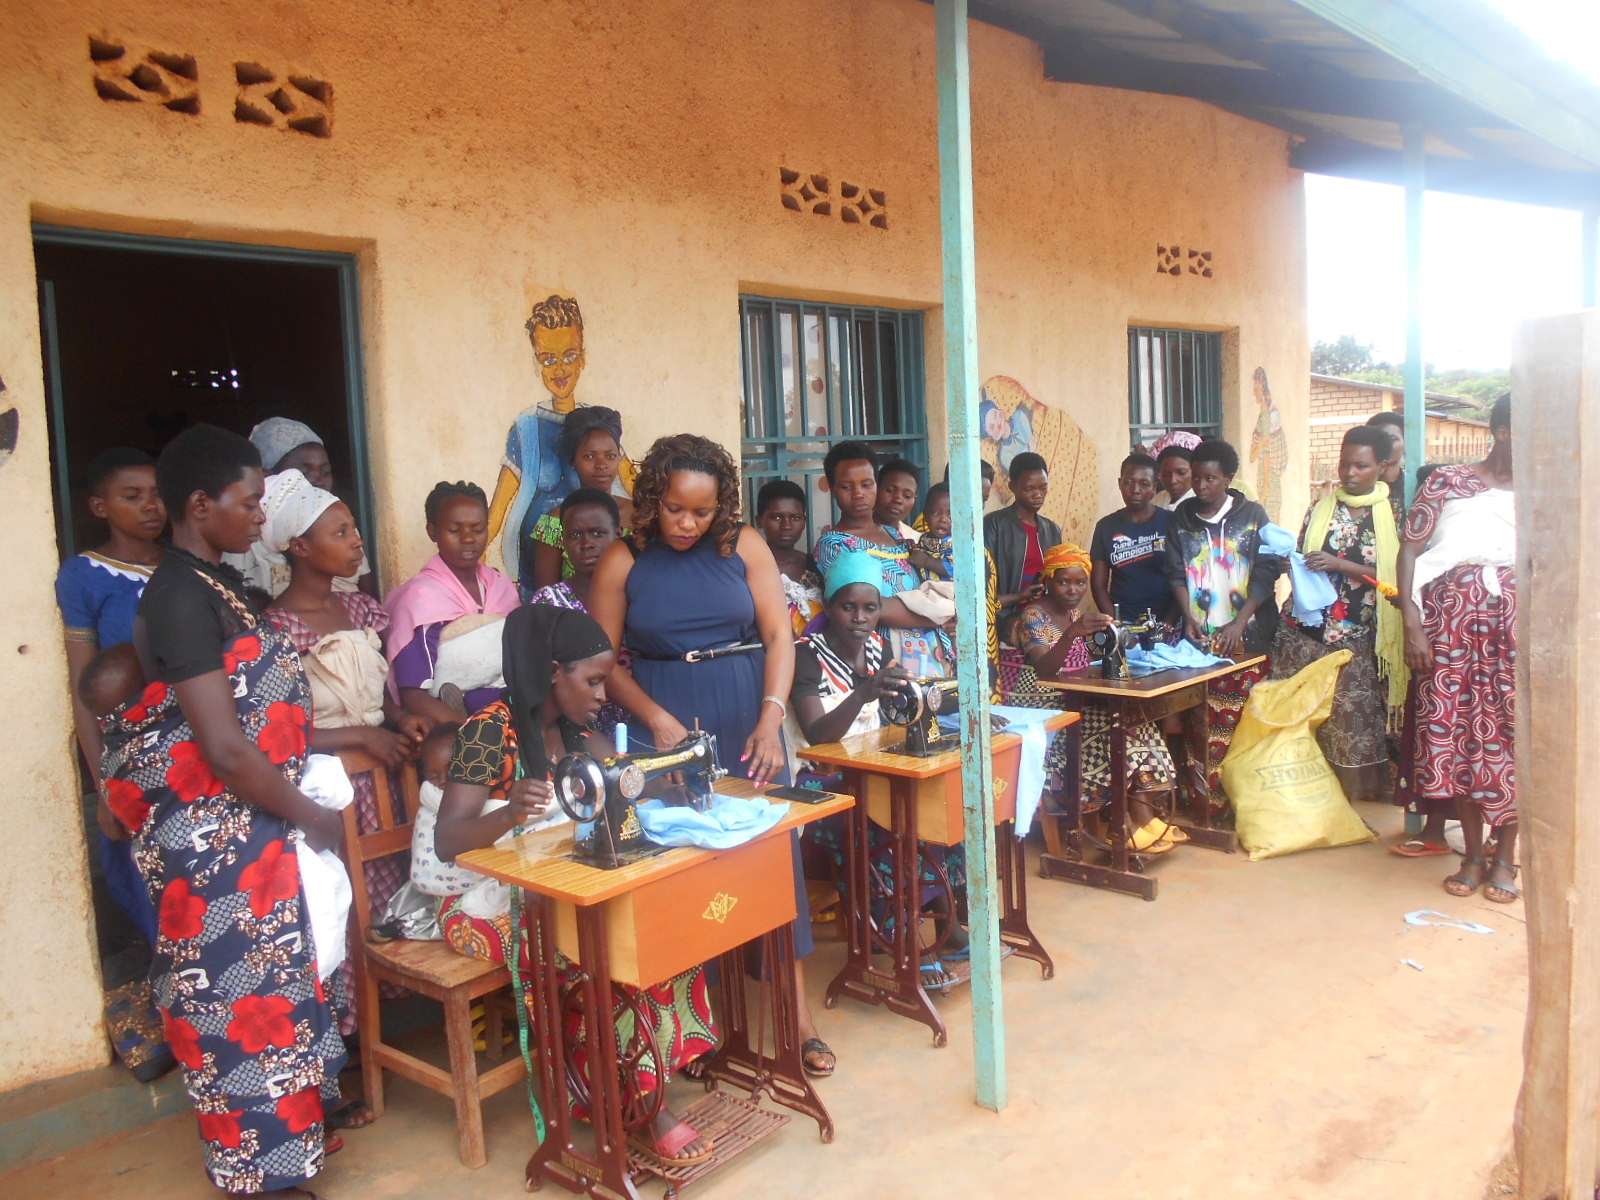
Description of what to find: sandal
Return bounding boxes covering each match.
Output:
[920,960,955,992]
[325,1099,373,1131]
[1128,820,1174,854]
[1153,820,1190,845]
[1390,837,1451,858]
[629,1118,715,1169]
[801,1037,836,1078]
[1484,864,1520,904]
[1443,856,1486,898]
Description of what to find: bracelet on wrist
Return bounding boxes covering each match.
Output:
[761,694,787,719]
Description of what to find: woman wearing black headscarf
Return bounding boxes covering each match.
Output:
[430,605,720,1167]
[526,406,633,594]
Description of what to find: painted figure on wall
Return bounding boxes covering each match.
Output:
[978,376,1098,544]
[486,294,634,595]
[1249,366,1288,522]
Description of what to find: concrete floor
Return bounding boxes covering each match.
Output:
[3,803,1525,1200]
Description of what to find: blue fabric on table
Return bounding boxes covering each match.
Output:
[1123,639,1233,676]
[1257,522,1338,627]
[636,794,790,850]
[936,704,1050,838]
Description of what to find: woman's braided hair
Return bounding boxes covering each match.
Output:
[631,434,741,557]
[425,480,488,524]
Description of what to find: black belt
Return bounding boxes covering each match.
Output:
[630,637,807,664]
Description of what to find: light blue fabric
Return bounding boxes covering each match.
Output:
[635,793,789,850]
[1123,639,1232,676]
[1258,521,1337,628]
[936,705,1050,838]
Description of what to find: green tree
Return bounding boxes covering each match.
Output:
[1312,335,1374,377]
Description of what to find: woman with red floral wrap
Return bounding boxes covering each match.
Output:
[106,425,347,1198]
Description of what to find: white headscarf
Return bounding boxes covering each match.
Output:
[249,417,323,471]
[224,469,340,597]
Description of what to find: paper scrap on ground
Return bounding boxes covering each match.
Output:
[1400,959,1425,971]
[1404,909,1494,935]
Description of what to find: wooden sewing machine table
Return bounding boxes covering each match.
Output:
[796,712,1075,1047]
[1034,654,1267,900]
[459,779,852,1199]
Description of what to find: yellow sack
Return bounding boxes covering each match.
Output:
[1219,649,1376,861]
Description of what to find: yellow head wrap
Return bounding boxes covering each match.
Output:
[1042,542,1091,577]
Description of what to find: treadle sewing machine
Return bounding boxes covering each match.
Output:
[552,731,725,869]
[1087,609,1180,680]
[458,779,853,1199]
[879,677,1009,756]
[798,710,1076,1045]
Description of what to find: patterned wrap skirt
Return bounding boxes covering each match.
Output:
[1399,565,1517,826]
[437,894,718,1101]
[1270,623,1391,800]
[102,626,344,1195]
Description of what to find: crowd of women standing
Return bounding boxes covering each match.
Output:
[57,385,1518,1195]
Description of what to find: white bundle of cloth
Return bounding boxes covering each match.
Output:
[297,754,355,980]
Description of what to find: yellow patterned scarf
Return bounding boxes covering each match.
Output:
[1302,482,1407,721]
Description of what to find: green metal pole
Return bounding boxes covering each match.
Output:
[1583,206,1598,310]
[1400,125,1427,839]
[1403,125,1425,486]
[935,0,1005,1112]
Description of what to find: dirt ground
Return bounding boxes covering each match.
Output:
[3,802,1526,1200]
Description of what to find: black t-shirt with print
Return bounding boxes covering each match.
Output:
[1090,508,1176,621]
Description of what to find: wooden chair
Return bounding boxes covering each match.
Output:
[336,750,524,1168]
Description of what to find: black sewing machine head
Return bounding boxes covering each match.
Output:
[551,731,726,869]
[1087,609,1178,680]
[879,677,1010,756]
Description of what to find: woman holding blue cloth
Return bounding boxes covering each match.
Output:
[1267,426,1405,804]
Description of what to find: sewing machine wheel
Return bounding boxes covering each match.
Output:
[865,841,959,959]
[553,753,604,823]
[1078,773,1179,857]
[558,975,666,1132]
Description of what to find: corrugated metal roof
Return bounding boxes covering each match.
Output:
[962,0,1600,208]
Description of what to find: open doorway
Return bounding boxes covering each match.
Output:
[34,225,374,564]
[33,224,372,1005]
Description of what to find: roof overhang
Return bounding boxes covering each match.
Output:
[959,0,1600,210]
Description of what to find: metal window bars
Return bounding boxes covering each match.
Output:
[1127,326,1222,449]
[739,295,928,546]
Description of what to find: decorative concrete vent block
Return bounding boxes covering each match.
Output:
[234,63,332,137]
[780,168,888,230]
[1155,243,1183,275]
[89,35,199,114]
[1187,248,1214,278]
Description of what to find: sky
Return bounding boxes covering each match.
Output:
[1305,0,1598,371]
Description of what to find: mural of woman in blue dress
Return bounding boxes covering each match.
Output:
[486,294,636,597]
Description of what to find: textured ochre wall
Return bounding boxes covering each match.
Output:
[0,0,1307,1088]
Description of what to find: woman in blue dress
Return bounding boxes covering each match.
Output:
[590,434,835,1077]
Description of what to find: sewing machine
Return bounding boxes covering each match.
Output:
[1087,609,1179,680]
[551,731,727,869]
[879,677,1008,757]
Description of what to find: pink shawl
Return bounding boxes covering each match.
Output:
[382,554,520,677]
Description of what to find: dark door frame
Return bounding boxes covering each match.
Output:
[31,224,377,575]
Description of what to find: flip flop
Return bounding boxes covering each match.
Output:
[629,1118,715,1169]
[801,1036,836,1078]
[1390,837,1452,858]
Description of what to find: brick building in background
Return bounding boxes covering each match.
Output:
[1308,373,1492,498]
